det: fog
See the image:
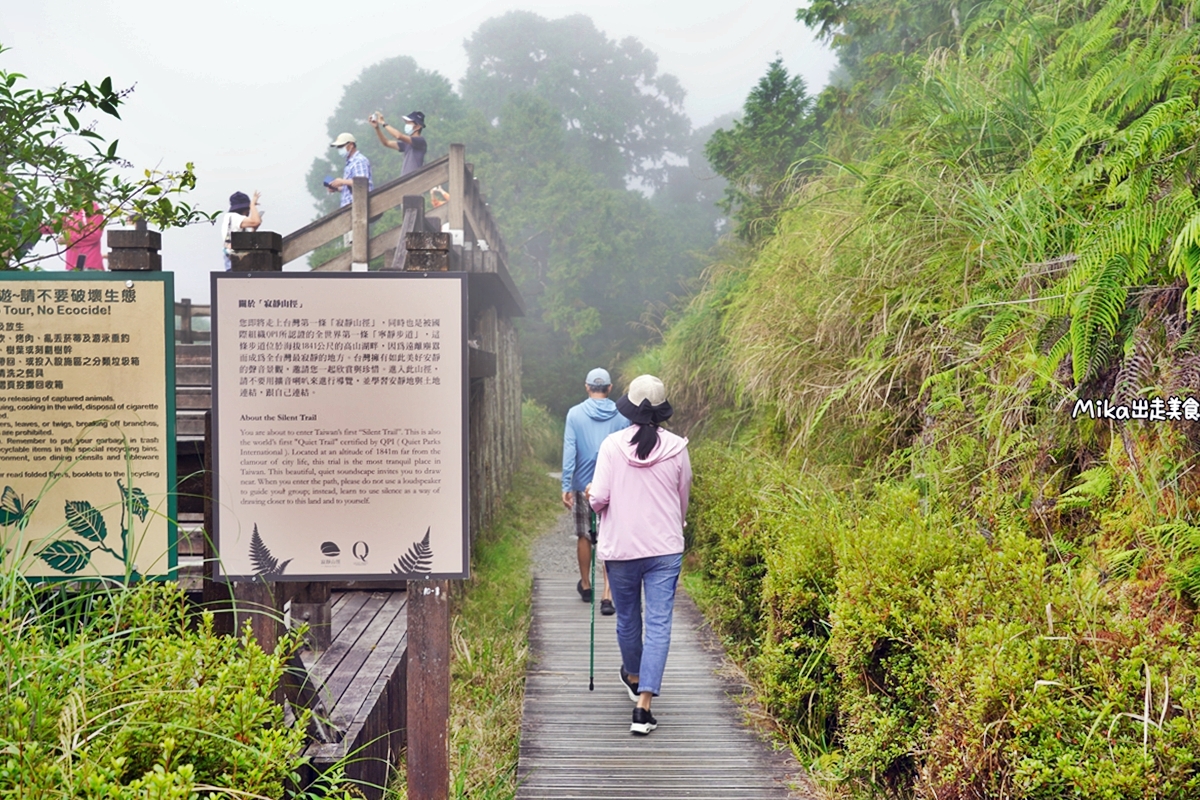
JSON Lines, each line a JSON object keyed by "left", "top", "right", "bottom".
{"left": 1, "top": 1, "right": 834, "bottom": 302}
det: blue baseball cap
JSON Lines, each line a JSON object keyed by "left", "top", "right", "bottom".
{"left": 586, "top": 368, "right": 611, "bottom": 388}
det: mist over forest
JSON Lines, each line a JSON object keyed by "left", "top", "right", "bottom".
{"left": 307, "top": 11, "right": 743, "bottom": 413}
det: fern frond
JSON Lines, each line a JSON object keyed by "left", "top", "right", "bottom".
{"left": 981, "top": 309, "right": 1023, "bottom": 356}
{"left": 1072, "top": 255, "right": 1132, "bottom": 382}
{"left": 249, "top": 524, "right": 292, "bottom": 576}
{"left": 391, "top": 527, "right": 433, "bottom": 575}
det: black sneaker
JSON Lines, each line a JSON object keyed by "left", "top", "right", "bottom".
{"left": 600, "top": 598, "right": 615, "bottom": 616}
{"left": 576, "top": 580, "right": 593, "bottom": 603}
{"left": 630, "top": 706, "right": 657, "bottom": 735}
{"left": 619, "top": 666, "right": 639, "bottom": 703}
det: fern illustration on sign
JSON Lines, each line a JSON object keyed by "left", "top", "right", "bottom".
{"left": 391, "top": 527, "right": 433, "bottom": 575}
{"left": 249, "top": 524, "right": 292, "bottom": 576}
{"left": 33, "top": 479, "right": 149, "bottom": 576}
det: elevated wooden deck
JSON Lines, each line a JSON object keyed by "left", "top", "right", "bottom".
{"left": 517, "top": 576, "right": 806, "bottom": 799}
{"left": 296, "top": 590, "right": 408, "bottom": 799}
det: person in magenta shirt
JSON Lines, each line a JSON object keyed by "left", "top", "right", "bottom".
{"left": 587, "top": 374, "right": 692, "bottom": 736}
{"left": 43, "top": 205, "right": 105, "bottom": 270}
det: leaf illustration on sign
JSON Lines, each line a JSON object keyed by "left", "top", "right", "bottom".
{"left": 119, "top": 480, "right": 150, "bottom": 522}
{"left": 0, "top": 486, "right": 38, "bottom": 529}
{"left": 249, "top": 524, "right": 292, "bottom": 576}
{"left": 32, "top": 480, "right": 153, "bottom": 575}
{"left": 36, "top": 540, "right": 92, "bottom": 574}
{"left": 391, "top": 527, "right": 433, "bottom": 575}
{"left": 65, "top": 501, "right": 108, "bottom": 543}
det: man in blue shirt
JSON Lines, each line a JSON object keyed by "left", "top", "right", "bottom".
{"left": 562, "top": 368, "right": 628, "bottom": 613}
{"left": 327, "top": 133, "right": 373, "bottom": 207}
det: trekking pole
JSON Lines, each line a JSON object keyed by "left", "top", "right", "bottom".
{"left": 589, "top": 508, "right": 598, "bottom": 691}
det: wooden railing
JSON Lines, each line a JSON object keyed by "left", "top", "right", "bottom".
{"left": 175, "top": 299, "right": 211, "bottom": 343}
{"left": 279, "top": 145, "right": 509, "bottom": 272}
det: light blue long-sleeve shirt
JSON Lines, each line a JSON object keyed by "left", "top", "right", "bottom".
{"left": 562, "top": 397, "right": 628, "bottom": 492}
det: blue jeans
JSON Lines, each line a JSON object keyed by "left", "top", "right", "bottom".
{"left": 605, "top": 553, "right": 683, "bottom": 697}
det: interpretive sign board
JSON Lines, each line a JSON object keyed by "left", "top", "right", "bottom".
{"left": 211, "top": 272, "right": 468, "bottom": 581}
{"left": 0, "top": 273, "right": 176, "bottom": 579}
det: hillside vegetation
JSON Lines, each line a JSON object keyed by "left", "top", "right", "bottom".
{"left": 649, "top": 1, "right": 1200, "bottom": 796}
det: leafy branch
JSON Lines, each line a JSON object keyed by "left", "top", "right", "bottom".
{"left": 0, "top": 45, "right": 214, "bottom": 269}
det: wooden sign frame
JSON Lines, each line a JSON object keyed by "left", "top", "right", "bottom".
{"left": 210, "top": 271, "right": 469, "bottom": 582}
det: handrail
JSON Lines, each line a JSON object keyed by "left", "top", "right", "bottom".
{"left": 280, "top": 156, "right": 451, "bottom": 265}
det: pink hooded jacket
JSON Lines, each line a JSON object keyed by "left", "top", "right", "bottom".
{"left": 589, "top": 425, "right": 692, "bottom": 562}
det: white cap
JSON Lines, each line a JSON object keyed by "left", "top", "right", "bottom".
{"left": 330, "top": 132, "right": 357, "bottom": 147}
{"left": 626, "top": 374, "right": 666, "bottom": 407}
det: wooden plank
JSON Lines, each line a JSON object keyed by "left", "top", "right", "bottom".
{"left": 176, "top": 364, "right": 211, "bottom": 386}
{"left": 327, "top": 595, "right": 407, "bottom": 726}
{"left": 176, "top": 413, "right": 206, "bottom": 437}
{"left": 313, "top": 220, "right": 406, "bottom": 272}
{"left": 310, "top": 592, "right": 389, "bottom": 687}
{"left": 280, "top": 205, "right": 352, "bottom": 265}
{"left": 175, "top": 343, "right": 212, "bottom": 365}
{"left": 365, "top": 158, "right": 448, "bottom": 226}
{"left": 176, "top": 387, "right": 211, "bottom": 409}
{"left": 320, "top": 593, "right": 405, "bottom": 715}
{"left": 515, "top": 572, "right": 810, "bottom": 800}
{"left": 301, "top": 591, "right": 408, "bottom": 800}
{"left": 328, "top": 590, "right": 373, "bottom": 641}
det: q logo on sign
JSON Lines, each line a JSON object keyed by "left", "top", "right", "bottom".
{"left": 353, "top": 541, "right": 370, "bottom": 563}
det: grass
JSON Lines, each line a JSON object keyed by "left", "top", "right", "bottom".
{"left": 388, "top": 454, "right": 562, "bottom": 799}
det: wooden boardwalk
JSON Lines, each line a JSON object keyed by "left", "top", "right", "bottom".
{"left": 517, "top": 573, "right": 806, "bottom": 799}
{"left": 296, "top": 591, "right": 408, "bottom": 798}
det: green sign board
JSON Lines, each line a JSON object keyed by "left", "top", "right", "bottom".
{"left": 0, "top": 272, "right": 176, "bottom": 580}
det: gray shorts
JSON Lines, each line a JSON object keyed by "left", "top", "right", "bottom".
{"left": 572, "top": 491, "right": 593, "bottom": 539}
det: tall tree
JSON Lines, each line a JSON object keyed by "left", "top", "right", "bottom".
{"left": 305, "top": 56, "right": 480, "bottom": 215}
{"left": 706, "top": 59, "right": 818, "bottom": 241}
{"left": 460, "top": 11, "right": 690, "bottom": 188}
{"left": 307, "top": 16, "right": 720, "bottom": 412}
{"left": 471, "top": 93, "right": 703, "bottom": 412}
{"left": 798, "top": 0, "right": 968, "bottom": 83}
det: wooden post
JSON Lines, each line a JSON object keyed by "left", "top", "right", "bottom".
{"left": 179, "top": 297, "right": 193, "bottom": 344}
{"left": 351, "top": 176, "right": 370, "bottom": 269}
{"left": 405, "top": 227, "right": 451, "bottom": 272}
{"left": 447, "top": 145, "right": 465, "bottom": 243}
{"left": 407, "top": 579, "right": 450, "bottom": 800}
{"left": 290, "top": 582, "right": 332, "bottom": 651}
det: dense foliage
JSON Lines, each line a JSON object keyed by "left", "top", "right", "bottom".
{"left": 651, "top": 0, "right": 1200, "bottom": 796}
{"left": 0, "top": 581, "right": 319, "bottom": 797}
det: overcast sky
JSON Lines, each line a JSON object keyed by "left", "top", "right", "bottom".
{"left": 2, "top": 1, "right": 835, "bottom": 303}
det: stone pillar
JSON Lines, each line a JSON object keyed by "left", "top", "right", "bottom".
{"left": 229, "top": 231, "right": 283, "bottom": 272}
{"left": 405, "top": 230, "right": 451, "bottom": 271}
{"left": 107, "top": 229, "right": 162, "bottom": 272}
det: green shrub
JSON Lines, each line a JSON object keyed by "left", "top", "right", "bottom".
{"left": 687, "top": 444, "right": 772, "bottom": 650}
{"left": 0, "top": 580, "right": 310, "bottom": 797}
{"left": 828, "top": 485, "right": 979, "bottom": 791}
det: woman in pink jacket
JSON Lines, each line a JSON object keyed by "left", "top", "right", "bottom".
{"left": 587, "top": 374, "right": 692, "bottom": 736}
